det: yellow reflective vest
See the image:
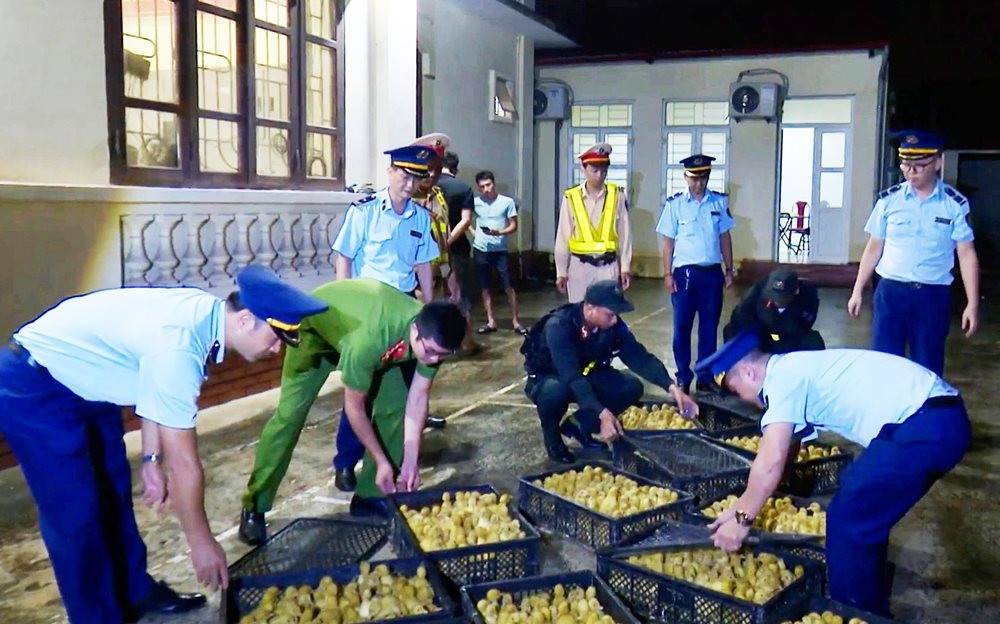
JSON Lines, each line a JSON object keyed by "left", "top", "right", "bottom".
{"left": 565, "top": 183, "right": 619, "bottom": 255}
{"left": 417, "top": 186, "right": 449, "bottom": 266}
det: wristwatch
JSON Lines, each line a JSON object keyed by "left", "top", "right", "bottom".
{"left": 734, "top": 509, "right": 755, "bottom": 527}
{"left": 142, "top": 452, "right": 162, "bottom": 464}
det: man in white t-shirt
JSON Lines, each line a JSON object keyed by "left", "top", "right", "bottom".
{"left": 472, "top": 170, "right": 526, "bottom": 335}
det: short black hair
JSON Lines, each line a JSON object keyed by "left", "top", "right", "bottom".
{"left": 442, "top": 151, "right": 460, "bottom": 171}
{"left": 414, "top": 301, "right": 466, "bottom": 351}
{"left": 226, "top": 290, "right": 248, "bottom": 312}
{"left": 475, "top": 170, "right": 495, "bottom": 184}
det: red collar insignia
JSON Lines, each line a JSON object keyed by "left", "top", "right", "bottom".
{"left": 380, "top": 339, "right": 408, "bottom": 363}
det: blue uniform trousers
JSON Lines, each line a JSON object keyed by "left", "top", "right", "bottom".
{"left": 525, "top": 368, "right": 644, "bottom": 450}
{"left": 826, "top": 396, "right": 970, "bottom": 616}
{"left": 671, "top": 265, "right": 724, "bottom": 387}
{"left": 0, "top": 346, "right": 154, "bottom": 623}
{"left": 872, "top": 278, "right": 951, "bottom": 376}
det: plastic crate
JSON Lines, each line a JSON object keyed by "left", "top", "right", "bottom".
{"left": 684, "top": 487, "right": 826, "bottom": 544}
{"left": 765, "top": 539, "right": 828, "bottom": 595}
{"left": 794, "top": 596, "right": 900, "bottom": 623}
{"left": 597, "top": 542, "right": 822, "bottom": 624}
{"left": 517, "top": 461, "right": 694, "bottom": 549}
{"left": 612, "top": 432, "right": 751, "bottom": 504}
{"left": 461, "top": 571, "right": 642, "bottom": 624}
{"left": 621, "top": 400, "right": 705, "bottom": 435}
{"left": 222, "top": 556, "right": 456, "bottom": 624}
{"left": 389, "top": 484, "right": 541, "bottom": 593}
{"left": 227, "top": 517, "right": 388, "bottom": 580}
{"left": 705, "top": 426, "right": 854, "bottom": 496}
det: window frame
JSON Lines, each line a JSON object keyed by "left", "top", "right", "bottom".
{"left": 104, "top": 0, "right": 345, "bottom": 190}
{"left": 567, "top": 101, "right": 634, "bottom": 195}
{"left": 661, "top": 100, "right": 731, "bottom": 206}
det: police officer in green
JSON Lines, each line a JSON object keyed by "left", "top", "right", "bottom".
{"left": 239, "top": 278, "right": 465, "bottom": 544}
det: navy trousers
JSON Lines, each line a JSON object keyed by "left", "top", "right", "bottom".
{"left": 525, "top": 368, "right": 644, "bottom": 451}
{"left": 872, "top": 278, "right": 951, "bottom": 376}
{"left": 671, "top": 265, "right": 724, "bottom": 387}
{"left": 826, "top": 397, "right": 970, "bottom": 616}
{"left": 0, "top": 346, "right": 154, "bottom": 622}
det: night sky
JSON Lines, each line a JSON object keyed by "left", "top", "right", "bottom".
{"left": 535, "top": 0, "right": 1000, "bottom": 148}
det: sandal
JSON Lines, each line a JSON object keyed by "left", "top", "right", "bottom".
{"left": 476, "top": 324, "right": 498, "bottom": 334}
{"left": 513, "top": 325, "right": 529, "bottom": 337}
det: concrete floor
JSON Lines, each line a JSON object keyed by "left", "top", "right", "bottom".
{"left": 0, "top": 278, "right": 997, "bottom": 623}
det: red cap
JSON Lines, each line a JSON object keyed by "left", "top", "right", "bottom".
{"left": 578, "top": 142, "right": 612, "bottom": 165}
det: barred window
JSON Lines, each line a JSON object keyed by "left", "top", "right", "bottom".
{"left": 106, "top": 0, "right": 344, "bottom": 189}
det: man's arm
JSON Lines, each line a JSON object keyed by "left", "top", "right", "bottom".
{"left": 720, "top": 231, "right": 735, "bottom": 288}
{"left": 710, "top": 422, "right": 794, "bottom": 551}
{"left": 139, "top": 418, "right": 167, "bottom": 510}
{"left": 661, "top": 237, "right": 676, "bottom": 293}
{"left": 956, "top": 240, "right": 980, "bottom": 337}
{"left": 543, "top": 319, "right": 602, "bottom": 415}
{"left": 158, "top": 425, "right": 229, "bottom": 589}
{"left": 415, "top": 262, "right": 434, "bottom": 303}
{"left": 398, "top": 371, "right": 433, "bottom": 491}
{"left": 497, "top": 214, "right": 518, "bottom": 236}
{"left": 335, "top": 253, "right": 353, "bottom": 280}
{"left": 616, "top": 194, "right": 633, "bottom": 286}
{"left": 554, "top": 197, "right": 572, "bottom": 292}
{"left": 616, "top": 327, "right": 698, "bottom": 416}
{"left": 847, "top": 236, "right": 885, "bottom": 318}
{"left": 342, "top": 386, "right": 398, "bottom": 493}
{"left": 447, "top": 208, "right": 473, "bottom": 246}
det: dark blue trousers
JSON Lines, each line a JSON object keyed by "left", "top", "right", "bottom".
{"left": 0, "top": 346, "right": 154, "bottom": 622}
{"left": 826, "top": 397, "right": 970, "bottom": 616}
{"left": 525, "top": 368, "right": 644, "bottom": 450}
{"left": 872, "top": 278, "right": 951, "bottom": 376}
{"left": 671, "top": 265, "right": 724, "bottom": 387}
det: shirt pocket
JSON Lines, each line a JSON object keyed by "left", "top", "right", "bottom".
{"left": 885, "top": 214, "right": 916, "bottom": 238}
{"left": 677, "top": 218, "right": 699, "bottom": 237}
{"left": 925, "top": 214, "right": 954, "bottom": 246}
{"left": 369, "top": 227, "right": 420, "bottom": 264}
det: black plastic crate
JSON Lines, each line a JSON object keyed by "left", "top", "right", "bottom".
{"left": 705, "top": 426, "right": 854, "bottom": 496}
{"left": 795, "top": 596, "right": 899, "bottom": 623}
{"left": 517, "top": 461, "right": 694, "bottom": 549}
{"left": 684, "top": 487, "right": 826, "bottom": 543}
{"left": 621, "top": 400, "right": 704, "bottom": 435}
{"left": 597, "top": 542, "right": 822, "bottom": 624}
{"left": 612, "top": 432, "right": 751, "bottom": 504}
{"left": 222, "top": 556, "right": 456, "bottom": 624}
{"left": 765, "top": 539, "right": 828, "bottom": 595}
{"left": 461, "top": 571, "right": 641, "bottom": 624}
{"left": 389, "top": 484, "right": 541, "bottom": 593}
{"left": 227, "top": 517, "right": 389, "bottom": 580}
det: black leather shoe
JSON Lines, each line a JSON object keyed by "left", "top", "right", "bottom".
{"left": 546, "top": 444, "right": 576, "bottom": 464}
{"left": 425, "top": 415, "right": 447, "bottom": 429}
{"left": 349, "top": 495, "right": 390, "bottom": 519}
{"left": 125, "top": 580, "right": 206, "bottom": 621}
{"left": 238, "top": 508, "right": 267, "bottom": 546}
{"left": 334, "top": 466, "right": 357, "bottom": 492}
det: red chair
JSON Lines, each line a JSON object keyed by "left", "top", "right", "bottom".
{"left": 790, "top": 201, "right": 810, "bottom": 255}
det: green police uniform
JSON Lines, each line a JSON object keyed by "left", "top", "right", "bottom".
{"left": 242, "top": 278, "right": 438, "bottom": 509}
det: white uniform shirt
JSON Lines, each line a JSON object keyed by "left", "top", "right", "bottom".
{"left": 13, "top": 287, "right": 225, "bottom": 429}
{"left": 758, "top": 349, "right": 957, "bottom": 446}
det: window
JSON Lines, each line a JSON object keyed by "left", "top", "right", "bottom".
{"left": 569, "top": 103, "right": 632, "bottom": 192}
{"left": 106, "top": 0, "right": 344, "bottom": 189}
{"left": 489, "top": 70, "right": 516, "bottom": 124}
{"left": 662, "top": 101, "right": 730, "bottom": 202}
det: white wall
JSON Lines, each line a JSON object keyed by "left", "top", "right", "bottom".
{"left": 0, "top": 0, "right": 109, "bottom": 185}
{"left": 418, "top": 0, "right": 534, "bottom": 251}
{"left": 535, "top": 50, "right": 886, "bottom": 272}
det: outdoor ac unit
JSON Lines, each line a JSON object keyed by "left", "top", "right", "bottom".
{"left": 729, "top": 81, "right": 784, "bottom": 122}
{"left": 534, "top": 84, "right": 570, "bottom": 120}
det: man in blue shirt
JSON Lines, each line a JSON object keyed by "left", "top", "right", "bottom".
{"left": 521, "top": 281, "right": 698, "bottom": 463}
{"left": 472, "top": 170, "right": 526, "bottom": 335}
{"left": 697, "top": 331, "right": 971, "bottom": 617}
{"left": 0, "top": 266, "right": 327, "bottom": 623}
{"left": 656, "top": 154, "right": 735, "bottom": 392}
{"left": 847, "top": 130, "right": 980, "bottom": 375}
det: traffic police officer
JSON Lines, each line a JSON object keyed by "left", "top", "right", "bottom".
{"left": 521, "top": 280, "right": 698, "bottom": 463}
{"left": 0, "top": 265, "right": 327, "bottom": 623}
{"left": 410, "top": 132, "right": 454, "bottom": 297}
{"left": 240, "top": 279, "right": 465, "bottom": 544}
{"left": 699, "top": 330, "right": 971, "bottom": 617}
{"left": 330, "top": 143, "right": 445, "bottom": 492}
{"left": 554, "top": 142, "right": 633, "bottom": 302}
{"left": 656, "top": 154, "right": 735, "bottom": 392}
{"left": 848, "top": 130, "right": 980, "bottom": 375}
{"left": 722, "top": 267, "right": 824, "bottom": 352}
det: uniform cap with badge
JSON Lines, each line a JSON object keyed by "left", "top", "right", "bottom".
{"left": 695, "top": 328, "right": 760, "bottom": 388}
{"left": 384, "top": 144, "right": 435, "bottom": 178}
{"left": 584, "top": 279, "right": 634, "bottom": 314}
{"left": 762, "top": 268, "right": 801, "bottom": 306}
{"left": 236, "top": 264, "right": 329, "bottom": 346}
{"left": 680, "top": 154, "right": 716, "bottom": 178}
{"left": 409, "top": 132, "right": 451, "bottom": 157}
{"left": 578, "top": 142, "right": 613, "bottom": 166}
{"left": 894, "top": 129, "right": 944, "bottom": 161}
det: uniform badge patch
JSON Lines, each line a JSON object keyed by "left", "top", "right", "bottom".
{"left": 410, "top": 230, "right": 423, "bottom": 238}
{"left": 380, "top": 339, "right": 408, "bottom": 363}
{"left": 934, "top": 216, "right": 952, "bottom": 225}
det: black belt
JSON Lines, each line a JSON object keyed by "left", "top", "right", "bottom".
{"left": 922, "top": 394, "right": 963, "bottom": 409}
{"left": 678, "top": 264, "right": 721, "bottom": 272}
{"left": 8, "top": 339, "right": 47, "bottom": 373}
{"left": 573, "top": 252, "right": 618, "bottom": 267}
{"left": 883, "top": 278, "right": 947, "bottom": 290}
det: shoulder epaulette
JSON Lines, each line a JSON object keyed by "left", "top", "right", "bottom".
{"left": 943, "top": 184, "right": 969, "bottom": 206}
{"left": 713, "top": 190, "right": 728, "bottom": 197}
{"left": 877, "top": 183, "right": 902, "bottom": 200}
{"left": 349, "top": 193, "right": 377, "bottom": 208}
{"left": 666, "top": 191, "right": 684, "bottom": 201}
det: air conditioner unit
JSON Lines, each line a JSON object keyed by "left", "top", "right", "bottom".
{"left": 534, "top": 84, "right": 570, "bottom": 120}
{"left": 729, "top": 81, "right": 784, "bottom": 122}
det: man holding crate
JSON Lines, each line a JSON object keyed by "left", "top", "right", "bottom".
{"left": 697, "top": 330, "right": 971, "bottom": 617}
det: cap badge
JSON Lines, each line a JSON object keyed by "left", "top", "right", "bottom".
{"left": 772, "top": 280, "right": 784, "bottom": 290}
{"left": 416, "top": 149, "right": 430, "bottom": 159}
{"left": 694, "top": 157, "right": 704, "bottom": 165}
{"left": 380, "top": 339, "right": 408, "bottom": 363}
{"left": 905, "top": 135, "right": 919, "bottom": 144}
{"left": 597, "top": 147, "right": 606, "bottom": 154}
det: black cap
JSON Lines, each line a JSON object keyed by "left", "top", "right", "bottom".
{"left": 584, "top": 280, "right": 634, "bottom": 314}
{"left": 762, "top": 268, "right": 800, "bottom": 305}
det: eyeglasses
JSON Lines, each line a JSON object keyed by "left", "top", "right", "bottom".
{"left": 899, "top": 160, "right": 935, "bottom": 173}
{"left": 418, "top": 336, "right": 455, "bottom": 359}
